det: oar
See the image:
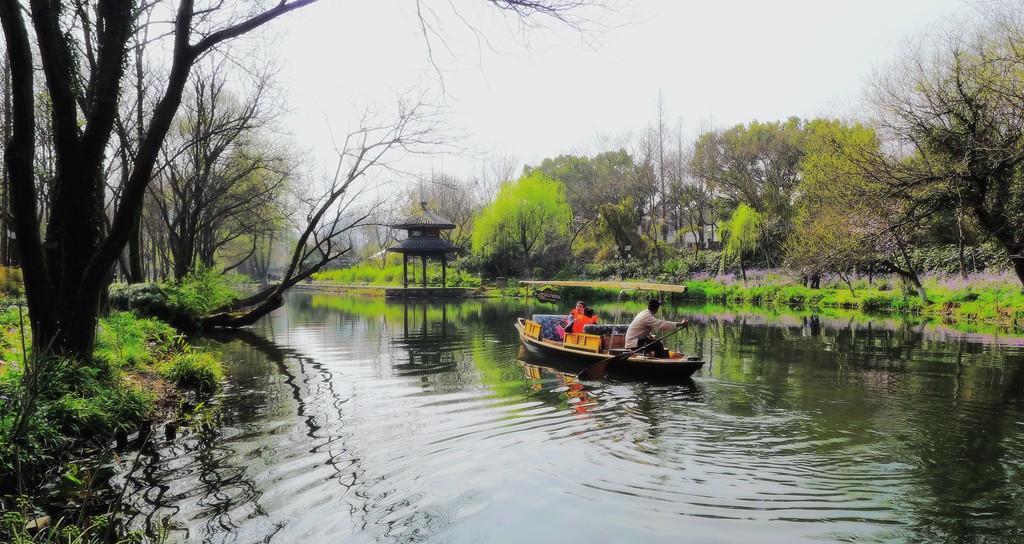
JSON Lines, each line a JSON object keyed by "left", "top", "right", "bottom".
{"left": 577, "top": 324, "right": 687, "bottom": 380}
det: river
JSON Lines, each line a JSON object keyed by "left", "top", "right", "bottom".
{"left": 115, "top": 293, "right": 1024, "bottom": 543}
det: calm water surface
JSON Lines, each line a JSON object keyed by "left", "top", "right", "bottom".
{"left": 118, "top": 293, "right": 1024, "bottom": 543}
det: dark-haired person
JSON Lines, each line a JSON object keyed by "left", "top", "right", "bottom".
{"left": 565, "top": 300, "right": 586, "bottom": 333}
{"left": 624, "top": 299, "right": 687, "bottom": 357}
{"left": 568, "top": 300, "right": 586, "bottom": 322}
{"left": 568, "top": 307, "right": 599, "bottom": 333}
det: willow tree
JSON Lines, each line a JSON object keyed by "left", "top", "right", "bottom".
{"left": 472, "top": 172, "right": 572, "bottom": 278}
{"left": 719, "top": 203, "right": 761, "bottom": 283}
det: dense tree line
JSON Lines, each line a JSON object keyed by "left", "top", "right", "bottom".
{"left": 387, "top": 2, "right": 1024, "bottom": 292}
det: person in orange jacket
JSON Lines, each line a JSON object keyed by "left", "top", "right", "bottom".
{"left": 568, "top": 300, "right": 586, "bottom": 322}
{"left": 569, "top": 307, "right": 599, "bottom": 333}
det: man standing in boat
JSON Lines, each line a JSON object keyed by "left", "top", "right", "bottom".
{"left": 625, "top": 299, "right": 687, "bottom": 357}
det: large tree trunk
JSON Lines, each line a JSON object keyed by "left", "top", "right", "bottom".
{"left": 1, "top": 0, "right": 317, "bottom": 360}
{"left": 128, "top": 220, "right": 145, "bottom": 283}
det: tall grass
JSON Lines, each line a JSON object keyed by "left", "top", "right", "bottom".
{"left": 1, "top": 305, "right": 222, "bottom": 543}
{"left": 0, "top": 267, "right": 23, "bottom": 298}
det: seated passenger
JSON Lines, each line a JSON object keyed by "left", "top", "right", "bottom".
{"left": 568, "top": 300, "right": 586, "bottom": 323}
{"left": 569, "top": 307, "right": 598, "bottom": 333}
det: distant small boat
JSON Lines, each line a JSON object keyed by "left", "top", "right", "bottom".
{"left": 514, "top": 315, "right": 704, "bottom": 380}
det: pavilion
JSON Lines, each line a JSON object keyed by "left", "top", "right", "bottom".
{"left": 386, "top": 202, "right": 460, "bottom": 288}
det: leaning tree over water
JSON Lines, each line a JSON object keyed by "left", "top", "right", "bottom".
{"left": 0, "top": 0, "right": 602, "bottom": 360}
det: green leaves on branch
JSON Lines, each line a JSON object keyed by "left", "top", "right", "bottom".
{"left": 719, "top": 203, "right": 762, "bottom": 280}
{"left": 471, "top": 172, "right": 572, "bottom": 278}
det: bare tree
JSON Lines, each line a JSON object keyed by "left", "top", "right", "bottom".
{"left": 0, "top": 0, "right": 602, "bottom": 358}
{"left": 867, "top": 2, "right": 1024, "bottom": 286}
{"left": 203, "top": 93, "right": 450, "bottom": 327}
{"left": 149, "top": 59, "right": 289, "bottom": 279}
{"left": 418, "top": 172, "right": 487, "bottom": 250}
{"left": 0, "top": 0, "right": 318, "bottom": 358}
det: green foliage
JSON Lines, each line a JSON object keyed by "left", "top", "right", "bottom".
{"left": 0, "top": 306, "right": 30, "bottom": 363}
{"left": 108, "top": 283, "right": 171, "bottom": 319}
{"left": 788, "top": 119, "right": 881, "bottom": 275}
{"left": 678, "top": 271, "right": 1024, "bottom": 328}
{"left": 909, "top": 244, "right": 1008, "bottom": 275}
{"left": 314, "top": 262, "right": 403, "bottom": 285}
{"left": 163, "top": 266, "right": 238, "bottom": 318}
{"left": 0, "top": 368, "right": 65, "bottom": 477}
{"left": 49, "top": 383, "right": 155, "bottom": 437}
{"left": 0, "top": 498, "right": 153, "bottom": 543}
{"left": 693, "top": 118, "right": 804, "bottom": 261}
{"left": 158, "top": 348, "right": 223, "bottom": 393}
{"left": 596, "top": 197, "right": 643, "bottom": 256}
{"left": 872, "top": 7, "right": 1024, "bottom": 285}
{"left": 472, "top": 172, "right": 573, "bottom": 277}
{"left": 719, "top": 203, "right": 762, "bottom": 276}
{"left": 0, "top": 267, "right": 23, "bottom": 298}
{"left": 94, "top": 312, "right": 177, "bottom": 370}
{"left": 314, "top": 259, "right": 483, "bottom": 287}
{"left": 525, "top": 150, "right": 636, "bottom": 256}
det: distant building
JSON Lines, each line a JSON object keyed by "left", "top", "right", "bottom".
{"left": 670, "top": 224, "right": 720, "bottom": 250}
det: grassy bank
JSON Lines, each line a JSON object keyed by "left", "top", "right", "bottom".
{"left": 676, "top": 270, "right": 1024, "bottom": 329}
{"left": 313, "top": 264, "right": 1024, "bottom": 331}
{"left": 313, "top": 260, "right": 481, "bottom": 287}
{"left": 0, "top": 298, "right": 225, "bottom": 542}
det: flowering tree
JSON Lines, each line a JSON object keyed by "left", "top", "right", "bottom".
{"left": 789, "top": 119, "right": 929, "bottom": 300}
{"left": 869, "top": 1, "right": 1024, "bottom": 287}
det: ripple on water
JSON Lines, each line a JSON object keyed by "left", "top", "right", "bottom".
{"left": 116, "top": 298, "right": 1024, "bottom": 543}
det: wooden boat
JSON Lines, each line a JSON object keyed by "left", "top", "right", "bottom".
{"left": 515, "top": 315, "right": 704, "bottom": 380}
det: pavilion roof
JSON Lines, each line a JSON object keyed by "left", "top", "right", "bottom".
{"left": 386, "top": 237, "right": 460, "bottom": 254}
{"left": 391, "top": 201, "right": 456, "bottom": 230}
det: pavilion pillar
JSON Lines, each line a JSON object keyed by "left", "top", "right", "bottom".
{"left": 403, "top": 254, "right": 408, "bottom": 288}
{"left": 421, "top": 255, "right": 427, "bottom": 287}
{"left": 441, "top": 254, "right": 447, "bottom": 288}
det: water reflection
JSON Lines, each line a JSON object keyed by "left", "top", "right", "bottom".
{"left": 518, "top": 360, "right": 599, "bottom": 414}
{"left": 112, "top": 294, "right": 1024, "bottom": 543}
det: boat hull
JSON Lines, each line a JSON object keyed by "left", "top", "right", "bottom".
{"left": 515, "top": 319, "right": 704, "bottom": 380}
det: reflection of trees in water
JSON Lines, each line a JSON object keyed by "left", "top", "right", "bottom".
{"left": 118, "top": 330, "right": 286, "bottom": 541}
{"left": 116, "top": 296, "right": 1024, "bottom": 541}
{"left": 688, "top": 309, "right": 1024, "bottom": 538}
{"left": 113, "top": 327, "right": 370, "bottom": 541}
{"left": 118, "top": 301, "right": 528, "bottom": 542}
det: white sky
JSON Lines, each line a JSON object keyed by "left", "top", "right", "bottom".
{"left": 269, "top": 0, "right": 969, "bottom": 180}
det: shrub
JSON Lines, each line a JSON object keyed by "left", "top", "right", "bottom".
{"left": 159, "top": 348, "right": 223, "bottom": 393}
{"left": 775, "top": 286, "right": 808, "bottom": 305}
{"left": 163, "top": 267, "right": 238, "bottom": 318}
{"left": 0, "top": 367, "right": 67, "bottom": 477}
{"left": 859, "top": 292, "right": 896, "bottom": 311}
{"left": 94, "top": 312, "right": 177, "bottom": 370}
{"left": 108, "top": 282, "right": 171, "bottom": 318}
{"left": 0, "top": 267, "right": 23, "bottom": 297}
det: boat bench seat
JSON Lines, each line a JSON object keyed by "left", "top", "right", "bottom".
{"left": 531, "top": 314, "right": 568, "bottom": 341}
{"left": 581, "top": 324, "right": 630, "bottom": 336}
